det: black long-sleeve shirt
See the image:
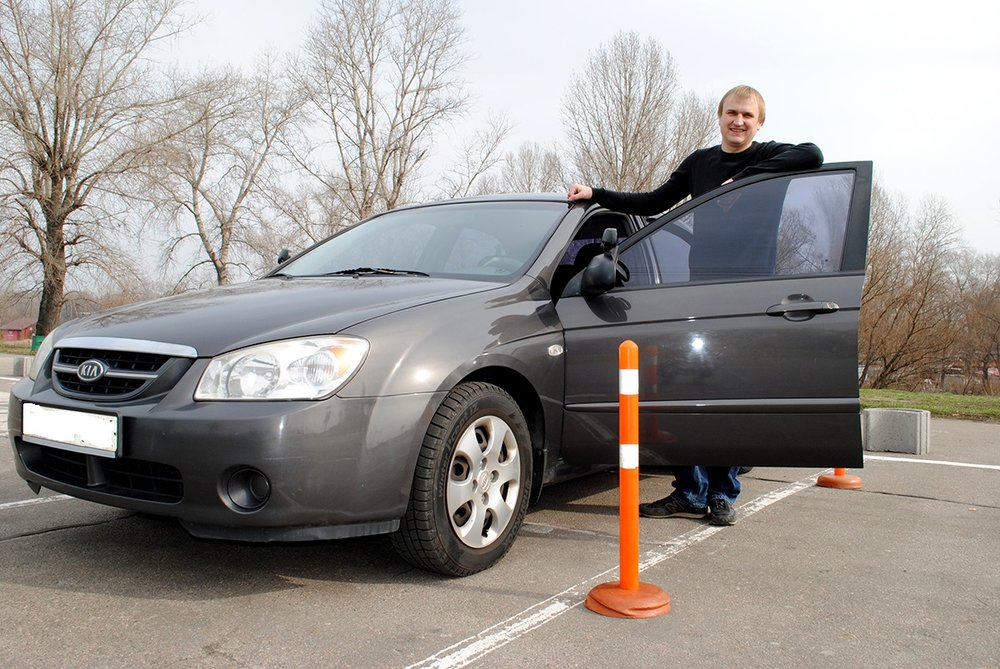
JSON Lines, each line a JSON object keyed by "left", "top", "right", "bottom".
{"left": 591, "top": 141, "right": 823, "bottom": 216}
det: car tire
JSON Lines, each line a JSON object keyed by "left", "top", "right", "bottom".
{"left": 737, "top": 466, "right": 754, "bottom": 475}
{"left": 391, "top": 381, "right": 532, "bottom": 577}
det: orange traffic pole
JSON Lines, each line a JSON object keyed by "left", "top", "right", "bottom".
{"left": 816, "top": 467, "right": 863, "bottom": 489}
{"left": 585, "top": 340, "right": 671, "bottom": 619}
{"left": 619, "top": 340, "right": 640, "bottom": 591}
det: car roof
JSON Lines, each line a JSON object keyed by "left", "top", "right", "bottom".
{"left": 379, "top": 193, "right": 570, "bottom": 216}
{"left": 431, "top": 193, "right": 568, "bottom": 204}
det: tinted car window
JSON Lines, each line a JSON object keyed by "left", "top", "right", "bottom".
{"left": 621, "top": 172, "right": 855, "bottom": 286}
{"left": 281, "top": 201, "right": 566, "bottom": 279}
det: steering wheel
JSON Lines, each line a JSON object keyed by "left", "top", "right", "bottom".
{"left": 477, "top": 256, "right": 521, "bottom": 272}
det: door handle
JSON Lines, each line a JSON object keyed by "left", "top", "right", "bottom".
{"left": 766, "top": 295, "right": 840, "bottom": 321}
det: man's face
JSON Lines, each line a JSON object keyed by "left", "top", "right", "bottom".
{"left": 718, "top": 94, "right": 763, "bottom": 153}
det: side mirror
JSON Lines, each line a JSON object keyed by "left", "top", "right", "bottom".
{"left": 581, "top": 227, "right": 621, "bottom": 296}
{"left": 580, "top": 254, "right": 616, "bottom": 296}
{"left": 277, "top": 249, "right": 291, "bottom": 266}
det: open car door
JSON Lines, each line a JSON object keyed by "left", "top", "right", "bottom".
{"left": 556, "top": 162, "right": 872, "bottom": 467}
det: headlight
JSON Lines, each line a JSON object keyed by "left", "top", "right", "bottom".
{"left": 28, "top": 333, "right": 56, "bottom": 380}
{"left": 194, "top": 336, "right": 369, "bottom": 400}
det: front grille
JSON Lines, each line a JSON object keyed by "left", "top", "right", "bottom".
{"left": 52, "top": 348, "right": 173, "bottom": 400}
{"left": 37, "top": 446, "right": 183, "bottom": 503}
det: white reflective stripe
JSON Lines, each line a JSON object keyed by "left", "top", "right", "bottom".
{"left": 620, "top": 443, "right": 639, "bottom": 469}
{"left": 619, "top": 369, "right": 639, "bottom": 396}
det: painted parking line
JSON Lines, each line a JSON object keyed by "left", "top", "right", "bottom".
{"left": 410, "top": 455, "right": 997, "bottom": 668}
{"left": 865, "top": 454, "right": 1000, "bottom": 472}
{"left": 406, "top": 471, "right": 822, "bottom": 669}
{"left": 0, "top": 495, "right": 73, "bottom": 512}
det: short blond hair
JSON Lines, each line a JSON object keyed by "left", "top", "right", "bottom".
{"left": 717, "top": 85, "right": 766, "bottom": 124}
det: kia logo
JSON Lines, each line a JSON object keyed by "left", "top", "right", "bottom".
{"left": 76, "top": 359, "right": 109, "bottom": 383}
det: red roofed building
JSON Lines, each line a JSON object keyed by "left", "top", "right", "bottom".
{"left": 1, "top": 317, "right": 35, "bottom": 341}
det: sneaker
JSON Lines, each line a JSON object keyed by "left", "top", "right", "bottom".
{"left": 639, "top": 495, "right": 708, "bottom": 519}
{"left": 708, "top": 498, "right": 736, "bottom": 526}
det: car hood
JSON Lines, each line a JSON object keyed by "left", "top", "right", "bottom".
{"left": 53, "top": 276, "right": 498, "bottom": 357}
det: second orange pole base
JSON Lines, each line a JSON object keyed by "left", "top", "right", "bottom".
{"left": 585, "top": 581, "right": 671, "bottom": 619}
{"left": 816, "top": 468, "right": 863, "bottom": 489}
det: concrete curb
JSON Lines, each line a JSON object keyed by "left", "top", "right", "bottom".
{"left": 0, "top": 353, "right": 32, "bottom": 378}
{"left": 862, "top": 407, "right": 931, "bottom": 454}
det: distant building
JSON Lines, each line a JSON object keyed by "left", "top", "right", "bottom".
{"left": 1, "top": 317, "right": 35, "bottom": 341}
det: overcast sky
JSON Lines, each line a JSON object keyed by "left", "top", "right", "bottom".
{"left": 175, "top": 0, "right": 999, "bottom": 253}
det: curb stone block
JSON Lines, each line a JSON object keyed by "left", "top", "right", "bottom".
{"left": 862, "top": 408, "right": 930, "bottom": 454}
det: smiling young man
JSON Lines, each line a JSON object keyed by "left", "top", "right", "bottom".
{"left": 567, "top": 85, "right": 823, "bottom": 526}
{"left": 568, "top": 85, "right": 822, "bottom": 217}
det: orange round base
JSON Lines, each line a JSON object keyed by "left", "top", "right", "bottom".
{"left": 585, "top": 581, "right": 671, "bottom": 619}
{"left": 816, "top": 473, "right": 863, "bottom": 489}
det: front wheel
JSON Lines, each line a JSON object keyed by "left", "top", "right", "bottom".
{"left": 391, "top": 382, "right": 532, "bottom": 576}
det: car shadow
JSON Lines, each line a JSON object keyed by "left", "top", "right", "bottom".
{"left": 0, "top": 471, "right": 677, "bottom": 600}
{"left": 0, "top": 510, "right": 448, "bottom": 600}
{"left": 527, "top": 467, "right": 675, "bottom": 516}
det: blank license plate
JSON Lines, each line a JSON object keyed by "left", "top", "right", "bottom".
{"left": 22, "top": 403, "right": 120, "bottom": 457}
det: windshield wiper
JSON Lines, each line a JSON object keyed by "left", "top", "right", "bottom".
{"left": 325, "top": 267, "right": 430, "bottom": 277}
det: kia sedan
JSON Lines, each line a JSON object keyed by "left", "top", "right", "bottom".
{"left": 8, "top": 161, "right": 872, "bottom": 576}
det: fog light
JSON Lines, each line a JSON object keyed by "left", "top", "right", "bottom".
{"left": 226, "top": 468, "right": 271, "bottom": 511}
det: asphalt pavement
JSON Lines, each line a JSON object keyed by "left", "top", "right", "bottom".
{"left": 1, "top": 356, "right": 998, "bottom": 668}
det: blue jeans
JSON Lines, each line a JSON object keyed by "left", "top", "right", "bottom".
{"left": 671, "top": 466, "right": 741, "bottom": 507}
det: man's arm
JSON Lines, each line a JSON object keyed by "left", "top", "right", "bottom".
{"left": 734, "top": 141, "right": 823, "bottom": 180}
{"left": 567, "top": 153, "right": 697, "bottom": 216}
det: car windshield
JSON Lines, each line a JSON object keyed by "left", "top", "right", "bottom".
{"left": 277, "top": 201, "right": 567, "bottom": 280}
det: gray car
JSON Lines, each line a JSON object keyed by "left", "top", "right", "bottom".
{"left": 8, "top": 161, "right": 872, "bottom": 576}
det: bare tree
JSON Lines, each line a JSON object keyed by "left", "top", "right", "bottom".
{"left": 264, "top": 181, "right": 353, "bottom": 248}
{"left": 474, "top": 141, "right": 566, "bottom": 195}
{"left": 149, "top": 63, "right": 304, "bottom": 287}
{"left": 948, "top": 249, "right": 1000, "bottom": 394}
{"left": 858, "top": 184, "right": 906, "bottom": 386}
{"left": 859, "top": 192, "right": 960, "bottom": 388}
{"left": 294, "top": 0, "right": 469, "bottom": 225}
{"left": 438, "top": 113, "right": 511, "bottom": 198}
{"left": 562, "top": 31, "right": 715, "bottom": 192}
{"left": 0, "top": 0, "right": 191, "bottom": 336}
{"left": 666, "top": 90, "right": 719, "bottom": 170}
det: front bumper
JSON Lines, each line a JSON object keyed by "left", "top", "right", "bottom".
{"left": 8, "top": 376, "right": 444, "bottom": 541}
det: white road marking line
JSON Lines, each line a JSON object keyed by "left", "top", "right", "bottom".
{"left": 0, "top": 495, "right": 73, "bottom": 511}
{"left": 406, "top": 471, "right": 822, "bottom": 669}
{"left": 409, "top": 453, "right": 999, "bottom": 668}
{"left": 865, "top": 454, "right": 1000, "bottom": 471}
